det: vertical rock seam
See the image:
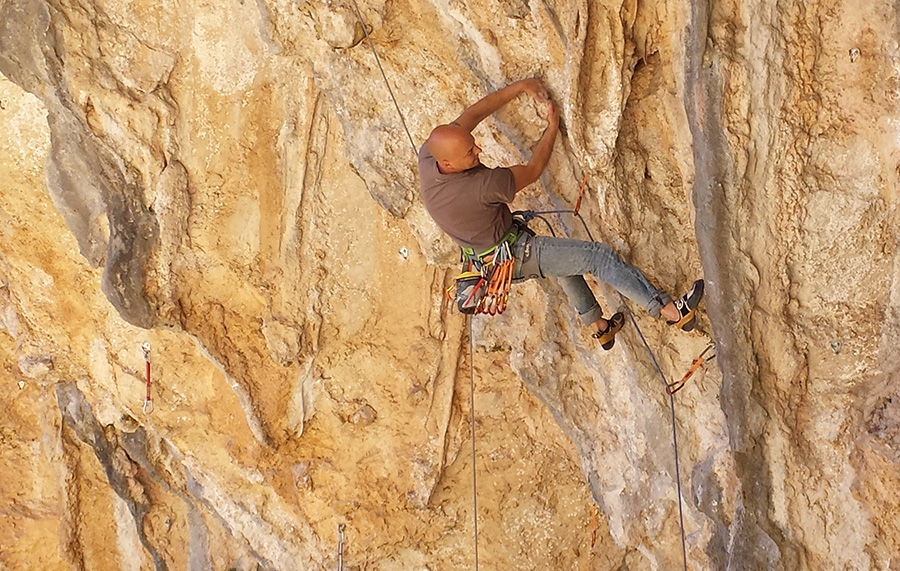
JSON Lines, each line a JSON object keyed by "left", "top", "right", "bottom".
{"left": 684, "top": 0, "right": 798, "bottom": 568}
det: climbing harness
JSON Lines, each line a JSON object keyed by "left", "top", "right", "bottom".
{"left": 448, "top": 241, "right": 514, "bottom": 315}
{"left": 668, "top": 342, "right": 716, "bottom": 395}
{"left": 337, "top": 524, "right": 346, "bottom": 571}
{"left": 141, "top": 342, "right": 153, "bottom": 414}
{"left": 447, "top": 221, "right": 529, "bottom": 316}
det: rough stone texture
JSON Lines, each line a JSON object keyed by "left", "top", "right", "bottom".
{"left": 1, "top": 0, "right": 899, "bottom": 569}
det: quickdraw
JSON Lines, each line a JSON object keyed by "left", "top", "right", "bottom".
{"left": 478, "top": 241, "right": 514, "bottom": 315}
{"left": 573, "top": 173, "right": 588, "bottom": 216}
{"left": 141, "top": 342, "right": 154, "bottom": 414}
{"left": 447, "top": 234, "right": 518, "bottom": 316}
{"left": 337, "top": 523, "right": 346, "bottom": 571}
{"left": 667, "top": 342, "right": 716, "bottom": 395}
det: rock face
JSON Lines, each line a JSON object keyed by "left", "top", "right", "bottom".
{"left": 0, "top": 0, "right": 898, "bottom": 569}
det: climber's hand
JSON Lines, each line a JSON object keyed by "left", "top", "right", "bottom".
{"left": 518, "top": 78, "right": 549, "bottom": 103}
{"left": 546, "top": 99, "right": 560, "bottom": 131}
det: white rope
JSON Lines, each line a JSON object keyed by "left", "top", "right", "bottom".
{"left": 467, "top": 315, "right": 480, "bottom": 569}
{"left": 347, "top": 0, "right": 418, "bottom": 155}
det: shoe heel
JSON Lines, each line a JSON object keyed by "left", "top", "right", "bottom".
{"left": 593, "top": 312, "right": 625, "bottom": 351}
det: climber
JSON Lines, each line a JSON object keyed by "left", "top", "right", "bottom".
{"left": 418, "top": 78, "right": 704, "bottom": 349}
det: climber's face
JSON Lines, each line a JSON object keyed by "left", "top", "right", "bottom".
{"left": 428, "top": 124, "right": 482, "bottom": 173}
{"left": 451, "top": 133, "right": 482, "bottom": 171}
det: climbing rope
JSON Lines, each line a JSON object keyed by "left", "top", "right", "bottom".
{"left": 467, "top": 315, "right": 481, "bottom": 570}
{"left": 620, "top": 297, "right": 689, "bottom": 571}
{"left": 347, "top": 0, "right": 418, "bottom": 155}
{"left": 346, "top": 5, "right": 481, "bottom": 565}
{"left": 520, "top": 200, "right": 690, "bottom": 571}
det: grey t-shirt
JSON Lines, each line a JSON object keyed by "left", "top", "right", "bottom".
{"left": 418, "top": 143, "right": 516, "bottom": 251}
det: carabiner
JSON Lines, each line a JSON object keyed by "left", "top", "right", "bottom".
{"left": 667, "top": 342, "right": 716, "bottom": 395}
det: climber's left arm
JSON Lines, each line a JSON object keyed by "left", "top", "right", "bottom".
{"left": 452, "top": 79, "right": 549, "bottom": 133}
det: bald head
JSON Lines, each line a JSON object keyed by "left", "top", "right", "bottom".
{"left": 427, "top": 124, "right": 482, "bottom": 173}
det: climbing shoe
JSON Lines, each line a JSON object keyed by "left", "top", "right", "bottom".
{"left": 592, "top": 312, "right": 625, "bottom": 350}
{"left": 668, "top": 279, "right": 705, "bottom": 331}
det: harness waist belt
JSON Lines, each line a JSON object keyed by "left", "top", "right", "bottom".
{"left": 461, "top": 219, "right": 530, "bottom": 262}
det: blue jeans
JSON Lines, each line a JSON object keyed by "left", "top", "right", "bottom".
{"left": 513, "top": 235, "right": 670, "bottom": 325}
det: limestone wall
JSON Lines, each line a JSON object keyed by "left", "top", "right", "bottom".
{"left": 0, "top": 0, "right": 898, "bottom": 569}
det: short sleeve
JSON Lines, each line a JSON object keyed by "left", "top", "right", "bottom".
{"left": 480, "top": 167, "right": 516, "bottom": 204}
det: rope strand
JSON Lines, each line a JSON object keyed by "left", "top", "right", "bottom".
{"left": 347, "top": 3, "right": 478, "bottom": 564}
{"left": 348, "top": 0, "right": 418, "bottom": 155}
{"left": 621, "top": 299, "right": 689, "bottom": 571}
{"left": 525, "top": 208, "right": 690, "bottom": 570}
{"left": 576, "top": 211, "right": 689, "bottom": 571}
{"left": 468, "top": 315, "right": 480, "bottom": 570}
